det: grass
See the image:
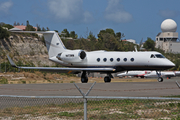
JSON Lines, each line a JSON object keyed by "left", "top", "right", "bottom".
{"left": 0, "top": 77, "right": 8, "bottom": 84}
{"left": 0, "top": 99, "right": 180, "bottom": 119}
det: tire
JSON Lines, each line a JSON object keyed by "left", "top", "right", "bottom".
{"left": 104, "top": 76, "right": 111, "bottom": 83}
{"left": 81, "top": 76, "right": 88, "bottom": 83}
{"left": 158, "top": 77, "right": 163, "bottom": 82}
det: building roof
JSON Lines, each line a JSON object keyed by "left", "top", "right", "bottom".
{"left": 14, "top": 25, "right": 37, "bottom": 31}
{"left": 9, "top": 27, "right": 22, "bottom": 31}
{"left": 14, "top": 25, "right": 26, "bottom": 30}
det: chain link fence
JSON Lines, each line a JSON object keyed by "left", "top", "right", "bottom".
{"left": 1, "top": 95, "right": 180, "bottom": 120}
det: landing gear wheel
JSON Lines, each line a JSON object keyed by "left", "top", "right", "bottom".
{"left": 81, "top": 71, "right": 88, "bottom": 83}
{"left": 104, "top": 76, "right": 111, "bottom": 83}
{"left": 158, "top": 77, "right": 163, "bottom": 82}
{"left": 81, "top": 76, "right": 88, "bottom": 83}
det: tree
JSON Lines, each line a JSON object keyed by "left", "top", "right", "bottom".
{"left": 0, "top": 22, "right": 5, "bottom": 27}
{"left": 36, "top": 24, "right": 41, "bottom": 31}
{"left": 97, "top": 30, "right": 106, "bottom": 41}
{"left": 97, "top": 28, "right": 124, "bottom": 41}
{"left": 0, "top": 26, "right": 10, "bottom": 39}
{"left": 70, "top": 31, "right": 78, "bottom": 39}
{"left": 3, "top": 24, "right": 14, "bottom": 30}
{"left": 115, "top": 32, "right": 125, "bottom": 40}
{"left": 62, "top": 29, "right": 70, "bottom": 37}
{"left": 17, "top": 22, "right": 20, "bottom": 26}
{"left": 25, "top": 21, "right": 35, "bottom": 31}
{"left": 46, "top": 27, "right": 50, "bottom": 31}
{"left": 143, "top": 37, "right": 155, "bottom": 51}
{"left": 88, "top": 31, "right": 96, "bottom": 41}
{"left": 13, "top": 21, "right": 17, "bottom": 26}
{"left": 98, "top": 28, "right": 115, "bottom": 41}
{"left": 26, "top": 20, "right": 29, "bottom": 26}
{"left": 42, "top": 27, "right": 46, "bottom": 31}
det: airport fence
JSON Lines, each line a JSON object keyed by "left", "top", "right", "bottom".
{"left": 1, "top": 95, "right": 180, "bottom": 120}
{"left": 1, "top": 83, "right": 180, "bottom": 120}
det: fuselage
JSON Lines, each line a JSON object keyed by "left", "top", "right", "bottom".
{"left": 50, "top": 51, "right": 175, "bottom": 72}
{"left": 144, "top": 71, "right": 175, "bottom": 78}
{"left": 117, "top": 71, "right": 151, "bottom": 77}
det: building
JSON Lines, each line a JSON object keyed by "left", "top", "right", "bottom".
{"left": 13, "top": 25, "right": 37, "bottom": 31}
{"left": 155, "top": 19, "right": 179, "bottom": 53}
{"left": 9, "top": 25, "right": 43, "bottom": 38}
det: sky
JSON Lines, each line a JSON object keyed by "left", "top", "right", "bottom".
{"left": 0, "top": 0, "right": 180, "bottom": 44}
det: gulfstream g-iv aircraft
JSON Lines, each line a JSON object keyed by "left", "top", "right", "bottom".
{"left": 7, "top": 31, "right": 175, "bottom": 83}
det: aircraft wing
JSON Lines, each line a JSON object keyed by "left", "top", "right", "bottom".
{"left": 7, "top": 55, "right": 115, "bottom": 73}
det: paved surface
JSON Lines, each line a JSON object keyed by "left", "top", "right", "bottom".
{"left": 1, "top": 78, "right": 180, "bottom": 97}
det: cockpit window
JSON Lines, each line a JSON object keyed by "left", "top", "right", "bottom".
{"left": 150, "top": 54, "right": 155, "bottom": 58}
{"left": 155, "top": 54, "right": 165, "bottom": 58}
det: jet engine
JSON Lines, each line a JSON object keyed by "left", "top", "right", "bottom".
{"left": 56, "top": 50, "right": 86, "bottom": 63}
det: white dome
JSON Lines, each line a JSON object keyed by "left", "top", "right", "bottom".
{"left": 161, "top": 19, "right": 177, "bottom": 32}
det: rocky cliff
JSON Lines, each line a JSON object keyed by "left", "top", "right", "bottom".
{"left": 0, "top": 33, "right": 56, "bottom": 67}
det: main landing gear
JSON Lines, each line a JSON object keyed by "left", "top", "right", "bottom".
{"left": 156, "top": 71, "right": 163, "bottom": 82}
{"left": 81, "top": 71, "right": 113, "bottom": 83}
{"left": 104, "top": 73, "right": 113, "bottom": 83}
{"left": 81, "top": 71, "right": 88, "bottom": 83}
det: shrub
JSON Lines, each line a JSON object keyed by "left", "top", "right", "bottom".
{"left": 0, "top": 26, "right": 10, "bottom": 39}
{"left": 0, "top": 77, "right": 8, "bottom": 84}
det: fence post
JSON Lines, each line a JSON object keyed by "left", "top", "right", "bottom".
{"left": 74, "top": 82, "right": 96, "bottom": 120}
{"left": 84, "top": 98, "right": 87, "bottom": 119}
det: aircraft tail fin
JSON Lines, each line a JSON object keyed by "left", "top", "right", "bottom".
{"left": 9, "top": 31, "right": 68, "bottom": 58}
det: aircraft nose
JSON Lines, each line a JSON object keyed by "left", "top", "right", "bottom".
{"left": 169, "top": 61, "right": 175, "bottom": 68}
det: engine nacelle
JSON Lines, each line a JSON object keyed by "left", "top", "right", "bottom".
{"left": 56, "top": 50, "right": 86, "bottom": 63}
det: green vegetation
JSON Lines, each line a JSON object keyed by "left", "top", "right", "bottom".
{"left": 0, "top": 77, "right": 8, "bottom": 84}
{"left": 0, "top": 22, "right": 14, "bottom": 30}
{"left": 0, "top": 26, "right": 10, "bottom": 39}
{"left": 60, "top": 28, "right": 78, "bottom": 39}
{"left": 143, "top": 37, "right": 155, "bottom": 51}
{"left": 0, "top": 99, "right": 180, "bottom": 119}
{"left": 62, "top": 28, "right": 135, "bottom": 51}
{"left": 21, "top": 80, "right": 26, "bottom": 84}
{"left": 25, "top": 21, "right": 36, "bottom": 31}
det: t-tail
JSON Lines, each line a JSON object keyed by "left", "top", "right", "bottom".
{"left": 9, "top": 31, "right": 69, "bottom": 59}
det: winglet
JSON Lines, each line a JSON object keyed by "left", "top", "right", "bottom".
{"left": 7, "top": 55, "right": 18, "bottom": 68}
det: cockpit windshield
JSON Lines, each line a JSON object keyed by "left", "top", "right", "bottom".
{"left": 155, "top": 54, "right": 165, "bottom": 58}
{"left": 150, "top": 54, "right": 165, "bottom": 58}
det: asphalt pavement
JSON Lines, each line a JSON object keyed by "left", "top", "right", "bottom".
{"left": 0, "top": 78, "right": 180, "bottom": 97}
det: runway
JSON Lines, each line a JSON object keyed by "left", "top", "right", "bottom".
{"left": 1, "top": 78, "right": 180, "bottom": 97}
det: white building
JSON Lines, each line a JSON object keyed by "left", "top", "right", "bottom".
{"left": 155, "top": 19, "right": 179, "bottom": 53}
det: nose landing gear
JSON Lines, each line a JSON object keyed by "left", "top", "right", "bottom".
{"left": 156, "top": 71, "right": 163, "bottom": 82}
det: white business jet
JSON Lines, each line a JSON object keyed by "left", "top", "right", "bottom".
{"left": 117, "top": 71, "right": 151, "bottom": 78}
{"left": 144, "top": 71, "right": 176, "bottom": 79}
{"left": 118, "top": 70, "right": 176, "bottom": 79}
{"left": 7, "top": 31, "right": 175, "bottom": 83}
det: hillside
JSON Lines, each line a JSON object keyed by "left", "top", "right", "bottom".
{"left": 0, "top": 32, "right": 55, "bottom": 67}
